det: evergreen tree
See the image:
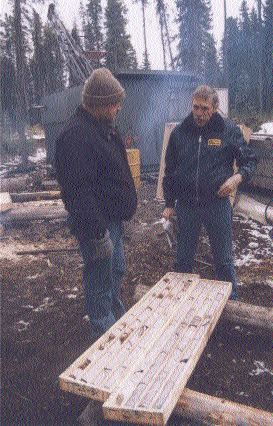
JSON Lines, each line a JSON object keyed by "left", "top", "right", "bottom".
{"left": 13, "top": 0, "right": 30, "bottom": 165}
{"left": 222, "top": 17, "right": 241, "bottom": 115}
{"left": 262, "top": 0, "right": 273, "bottom": 113}
{"left": 176, "top": 0, "right": 212, "bottom": 75}
{"left": 30, "top": 10, "right": 45, "bottom": 103}
{"left": 203, "top": 33, "right": 221, "bottom": 86}
{"left": 234, "top": 1, "right": 259, "bottom": 117}
{"left": 105, "top": 0, "right": 137, "bottom": 71}
{"left": 1, "top": 0, "right": 45, "bottom": 165}
{"left": 239, "top": 0, "right": 251, "bottom": 32}
{"left": 43, "top": 26, "right": 65, "bottom": 95}
{"left": 69, "top": 23, "right": 84, "bottom": 86}
{"left": 248, "top": 8, "right": 261, "bottom": 112}
{"left": 79, "top": 0, "right": 87, "bottom": 44}
{"left": 71, "top": 22, "right": 83, "bottom": 49}
{"left": 154, "top": 0, "right": 174, "bottom": 70}
{"left": 0, "top": 14, "right": 17, "bottom": 124}
{"left": 155, "top": 0, "right": 167, "bottom": 69}
{"left": 134, "top": 0, "right": 151, "bottom": 69}
{"left": 84, "top": 0, "right": 104, "bottom": 60}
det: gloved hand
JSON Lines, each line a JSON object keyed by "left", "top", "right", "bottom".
{"left": 86, "top": 230, "right": 113, "bottom": 261}
{"left": 162, "top": 216, "right": 177, "bottom": 249}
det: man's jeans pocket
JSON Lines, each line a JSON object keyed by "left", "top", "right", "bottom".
{"left": 80, "top": 230, "right": 113, "bottom": 262}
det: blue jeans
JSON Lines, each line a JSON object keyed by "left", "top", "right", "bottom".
{"left": 78, "top": 221, "right": 126, "bottom": 338}
{"left": 175, "top": 197, "right": 237, "bottom": 299}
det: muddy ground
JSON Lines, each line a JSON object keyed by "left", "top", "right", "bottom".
{"left": 1, "top": 177, "right": 273, "bottom": 425}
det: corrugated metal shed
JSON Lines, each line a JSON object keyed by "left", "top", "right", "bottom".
{"left": 42, "top": 70, "right": 200, "bottom": 169}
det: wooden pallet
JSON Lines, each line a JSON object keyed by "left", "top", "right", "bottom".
{"left": 60, "top": 273, "right": 232, "bottom": 425}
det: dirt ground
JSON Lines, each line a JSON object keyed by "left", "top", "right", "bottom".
{"left": 1, "top": 175, "right": 273, "bottom": 425}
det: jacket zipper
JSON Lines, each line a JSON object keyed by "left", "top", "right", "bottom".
{"left": 196, "top": 135, "right": 202, "bottom": 203}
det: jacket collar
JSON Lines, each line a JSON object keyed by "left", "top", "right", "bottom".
{"left": 76, "top": 105, "right": 114, "bottom": 138}
{"left": 180, "top": 112, "right": 225, "bottom": 134}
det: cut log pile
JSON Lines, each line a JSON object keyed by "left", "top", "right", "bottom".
{"left": 0, "top": 190, "right": 65, "bottom": 225}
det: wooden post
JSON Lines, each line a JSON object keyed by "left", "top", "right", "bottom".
{"left": 156, "top": 122, "right": 177, "bottom": 200}
{"left": 0, "top": 193, "right": 13, "bottom": 212}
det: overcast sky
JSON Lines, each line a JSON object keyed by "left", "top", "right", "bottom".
{"left": 1, "top": 0, "right": 256, "bottom": 68}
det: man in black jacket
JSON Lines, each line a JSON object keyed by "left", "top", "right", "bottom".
{"left": 163, "top": 85, "right": 257, "bottom": 299}
{"left": 55, "top": 68, "right": 137, "bottom": 338}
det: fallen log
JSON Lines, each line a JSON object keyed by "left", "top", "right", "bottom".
{"left": 10, "top": 191, "right": 61, "bottom": 203}
{"left": 42, "top": 179, "right": 60, "bottom": 190}
{"left": 235, "top": 193, "right": 273, "bottom": 225}
{"left": 16, "top": 246, "right": 79, "bottom": 256}
{"left": 1, "top": 203, "right": 67, "bottom": 225}
{"left": 176, "top": 388, "right": 272, "bottom": 425}
{"left": 79, "top": 389, "right": 272, "bottom": 426}
{"left": 134, "top": 284, "right": 273, "bottom": 333}
{"left": 221, "top": 299, "right": 273, "bottom": 331}
{"left": 1, "top": 176, "right": 29, "bottom": 192}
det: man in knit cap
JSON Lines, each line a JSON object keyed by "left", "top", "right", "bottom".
{"left": 55, "top": 68, "right": 137, "bottom": 339}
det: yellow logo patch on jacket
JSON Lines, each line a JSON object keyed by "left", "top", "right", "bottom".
{"left": 208, "top": 138, "right": 222, "bottom": 147}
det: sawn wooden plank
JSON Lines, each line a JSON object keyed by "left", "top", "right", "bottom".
{"left": 59, "top": 273, "right": 199, "bottom": 401}
{"left": 103, "top": 279, "right": 232, "bottom": 425}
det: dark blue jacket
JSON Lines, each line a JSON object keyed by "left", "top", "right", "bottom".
{"left": 163, "top": 112, "right": 257, "bottom": 207}
{"left": 55, "top": 106, "right": 137, "bottom": 239}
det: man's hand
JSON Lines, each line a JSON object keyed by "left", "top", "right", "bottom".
{"left": 217, "top": 174, "right": 243, "bottom": 198}
{"left": 162, "top": 207, "right": 176, "bottom": 220}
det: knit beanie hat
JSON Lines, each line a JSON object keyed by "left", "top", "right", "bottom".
{"left": 82, "top": 68, "right": 125, "bottom": 108}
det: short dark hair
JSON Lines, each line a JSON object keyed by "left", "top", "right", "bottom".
{"left": 193, "top": 85, "right": 219, "bottom": 109}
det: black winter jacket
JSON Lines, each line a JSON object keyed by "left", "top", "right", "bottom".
{"left": 55, "top": 106, "right": 137, "bottom": 239}
{"left": 163, "top": 112, "right": 257, "bottom": 207}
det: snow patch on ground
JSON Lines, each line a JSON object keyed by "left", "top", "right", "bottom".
{"left": 28, "top": 148, "right": 46, "bottom": 163}
{"left": 234, "top": 215, "right": 273, "bottom": 267}
{"left": 235, "top": 253, "right": 263, "bottom": 267}
{"left": 16, "top": 320, "right": 32, "bottom": 332}
{"left": 66, "top": 294, "right": 77, "bottom": 299}
{"left": 26, "top": 273, "right": 43, "bottom": 280}
{"left": 22, "top": 305, "right": 34, "bottom": 310}
{"left": 249, "top": 361, "right": 273, "bottom": 376}
{"left": 0, "top": 148, "right": 46, "bottom": 177}
{"left": 236, "top": 391, "right": 249, "bottom": 397}
{"left": 253, "top": 121, "right": 273, "bottom": 135}
{"left": 33, "top": 297, "right": 55, "bottom": 312}
{"left": 0, "top": 241, "right": 39, "bottom": 261}
{"left": 266, "top": 279, "right": 273, "bottom": 289}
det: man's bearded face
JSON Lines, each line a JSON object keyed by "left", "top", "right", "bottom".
{"left": 192, "top": 97, "right": 216, "bottom": 127}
